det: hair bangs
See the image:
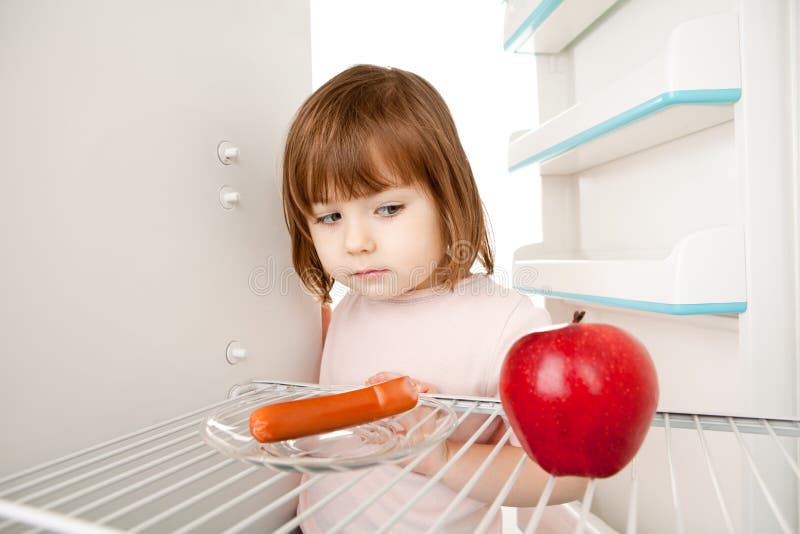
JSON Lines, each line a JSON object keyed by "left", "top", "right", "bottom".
{"left": 299, "top": 118, "right": 428, "bottom": 212}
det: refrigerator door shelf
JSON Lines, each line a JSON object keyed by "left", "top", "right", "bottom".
{"left": 509, "top": 13, "right": 741, "bottom": 175}
{"left": 503, "top": 0, "right": 620, "bottom": 54}
{"left": 513, "top": 226, "right": 747, "bottom": 315}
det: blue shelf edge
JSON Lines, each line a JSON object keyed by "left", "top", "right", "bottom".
{"left": 504, "top": 0, "right": 564, "bottom": 51}
{"left": 514, "top": 287, "right": 747, "bottom": 315}
{"left": 509, "top": 88, "right": 742, "bottom": 173}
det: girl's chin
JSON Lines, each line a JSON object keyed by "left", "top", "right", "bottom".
{"left": 351, "top": 284, "right": 445, "bottom": 302}
{"left": 349, "top": 285, "right": 403, "bottom": 299}
{"left": 344, "top": 279, "right": 413, "bottom": 299}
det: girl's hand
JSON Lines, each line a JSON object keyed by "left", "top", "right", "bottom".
{"left": 365, "top": 372, "right": 450, "bottom": 477}
{"left": 365, "top": 372, "right": 434, "bottom": 393}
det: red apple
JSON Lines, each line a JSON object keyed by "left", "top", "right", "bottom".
{"left": 499, "top": 311, "right": 658, "bottom": 478}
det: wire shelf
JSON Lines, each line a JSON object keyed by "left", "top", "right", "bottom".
{"left": 0, "top": 381, "right": 798, "bottom": 533}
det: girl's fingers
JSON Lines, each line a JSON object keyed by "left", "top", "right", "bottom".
{"left": 364, "top": 371, "right": 401, "bottom": 385}
{"left": 363, "top": 373, "right": 438, "bottom": 394}
{"left": 414, "top": 380, "right": 438, "bottom": 394}
{"left": 365, "top": 371, "right": 408, "bottom": 385}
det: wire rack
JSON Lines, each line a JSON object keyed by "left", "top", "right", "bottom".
{"left": 0, "top": 381, "right": 798, "bottom": 533}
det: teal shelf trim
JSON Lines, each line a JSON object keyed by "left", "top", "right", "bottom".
{"left": 504, "top": 0, "right": 564, "bottom": 51}
{"left": 509, "top": 88, "right": 742, "bottom": 173}
{"left": 514, "top": 287, "right": 747, "bottom": 315}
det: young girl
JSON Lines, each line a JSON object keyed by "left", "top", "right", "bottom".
{"left": 282, "top": 64, "right": 588, "bottom": 533}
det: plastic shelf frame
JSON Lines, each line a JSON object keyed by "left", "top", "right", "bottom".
{"left": 512, "top": 226, "right": 747, "bottom": 315}
{"left": 509, "top": 13, "right": 742, "bottom": 175}
{"left": 503, "top": 0, "right": 620, "bottom": 54}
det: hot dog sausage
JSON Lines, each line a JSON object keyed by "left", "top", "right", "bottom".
{"left": 249, "top": 376, "right": 419, "bottom": 443}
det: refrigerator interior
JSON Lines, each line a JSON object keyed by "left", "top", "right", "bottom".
{"left": 2, "top": 0, "right": 800, "bottom": 533}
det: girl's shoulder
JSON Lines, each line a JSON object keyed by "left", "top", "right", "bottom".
{"left": 453, "top": 273, "right": 527, "bottom": 306}
{"left": 435, "top": 274, "right": 538, "bottom": 325}
{"left": 464, "top": 273, "right": 551, "bottom": 326}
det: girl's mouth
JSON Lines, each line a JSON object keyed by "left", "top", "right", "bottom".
{"left": 353, "top": 269, "right": 390, "bottom": 279}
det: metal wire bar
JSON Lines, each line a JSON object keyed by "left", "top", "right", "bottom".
{"left": 0, "top": 386, "right": 290, "bottom": 510}
{"left": 523, "top": 475, "right": 556, "bottom": 534}
{"left": 277, "top": 407, "right": 456, "bottom": 532}
{"left": 95, "top": 456, "right": 237, "bottom": 525}
{"left": 664, "top": 413, "right": 685, "bottom": 534}
{"left": 1, "top": 421, "right": 198, "bottom": 501}
{"left": 91, "top": 391, "right": 313, "bottom": 529}
{"left": 33, "top": 443, "right": 209, "bottom": 518}
{"left": 168, "top": 471, "right": 304, "bottom": 534}
{"left": 60, "top": 449, "right": 218, "bottom": 521}
{"left": 18, "top": 447, "right": 215, "bottom": 534}
{"left": 165, "top": 387, "right": 356, "bottom": 534}
{"left": 375, "top": 407, "right": 504, "bottom": 534}
{"left": 126, "top": 465, "right": 265, "bottom": 533}
{"left": 0, "top": 433, "right": 203, "bottom": 533}
{"left": 728, "top": 417, "right": 792, "bottom": 534}
{"left": 0, "top": 386, "right": 259, "bottom": 490}
{"left": 653, "top": 412, "right": 800, "bottom": 438}
{"left": 326, "top": 402, "right": 479, "bottom": 534}
{"left": 474, "top": 453, "right": 528, "bottom": 534}
{"left": 6, "top": 432, "right": 198, "bottom": 508}
{"left": 0, "top": 499, "right": 123, "bottom": 534}
{"left": 220, "top": 474, "right": 326, "bottom": 534}
{"left": 575, "top": 478, "right": 597, "bottom": 534}
{"left": 403, "top": 402, "right": 451, "bottom": 442}
{"left": 693, "top": 415, "right": 734, "bottom": 533}
{"left": 625, "top": 458, "right": 638, "bottom": 534}
{"left": 426, "top": 427, "right": 513, "bottom": 532}
{"left": 763, "top": 419, "right": 800, "bottom": 480}
{"left": 272, "top": 470, "right": 373, "bottom": 534}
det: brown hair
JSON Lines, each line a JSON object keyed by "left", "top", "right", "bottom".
{"left": 282, "top": 64, "right": 494, "bottom": 304}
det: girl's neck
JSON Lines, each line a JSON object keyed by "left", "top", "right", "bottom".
{"left": 378, "top": 273, "right": 480, "bottom": 303}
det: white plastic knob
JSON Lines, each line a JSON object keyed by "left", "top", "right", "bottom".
{"left": 219, "top": 186, "right": 241, "bottom": 210}
{"left": 226, "top": 340, "right": 248, "bottom": 364}
{"left": 217, "top": 141, "right": 240, "bottom": 165}
{"left": 223, "top": 146, "right": 239, "bottom": 160}
{"left": 222, "top": 192, "right": 240, "bottom": 205}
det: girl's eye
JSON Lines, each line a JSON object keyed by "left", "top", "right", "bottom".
{"left": 377, "top": 204, "right": 404, "bottom": 217}
{"left": 315, "top": 212, "right": 341, "bottom": 224}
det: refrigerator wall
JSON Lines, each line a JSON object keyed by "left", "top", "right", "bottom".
{"left": 0, "top": 0, "right": 319, "bottom": 477}
{"left": 507, "top": 0, "right": 799, "bottom": 531}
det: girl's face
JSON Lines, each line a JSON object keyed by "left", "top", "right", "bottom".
{"left": 307, "top": 183, "right": 446, "bottom": 300}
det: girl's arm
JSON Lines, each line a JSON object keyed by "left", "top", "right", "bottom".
{"left": 426, "top": 423, "right": 588, "bottom": 507}
{"left": 366, "top": 373, "right": 588, "bottom": 507}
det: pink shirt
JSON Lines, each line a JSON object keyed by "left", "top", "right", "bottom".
{"left": 298, "top": 274, "right": 551, "bottom": 533}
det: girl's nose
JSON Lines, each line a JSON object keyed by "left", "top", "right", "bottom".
{"left": 344, "top": 219, "right": 376, "bottom": 254}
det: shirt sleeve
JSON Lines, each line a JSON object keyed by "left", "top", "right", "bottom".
{"left": 484, "top": 295, "right": 551, "bottom": 447}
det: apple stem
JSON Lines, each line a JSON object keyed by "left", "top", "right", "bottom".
{"left": 572, "top": 310, "right": 586, "bottom": 324}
